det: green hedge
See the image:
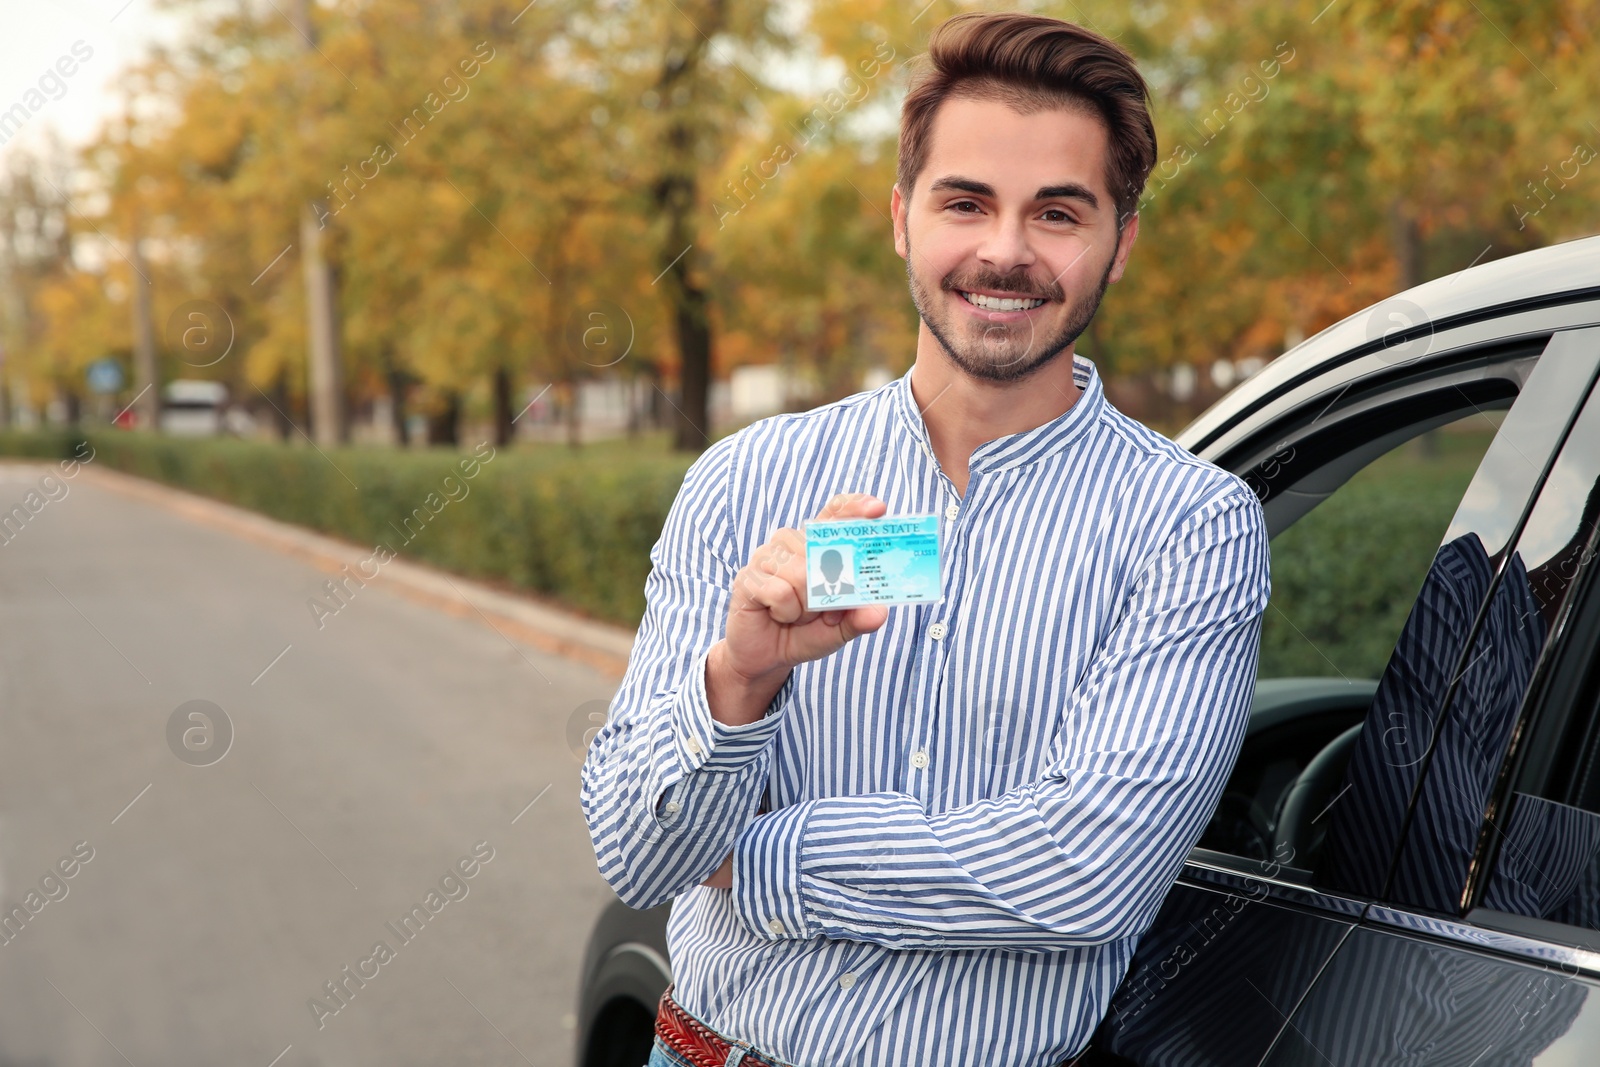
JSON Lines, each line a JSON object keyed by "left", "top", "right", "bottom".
{"left": 3, "top": 426, "right": 1489, "bottom": 659}
{"left": 1, "top": 429, "right": 691, "bottom": 627}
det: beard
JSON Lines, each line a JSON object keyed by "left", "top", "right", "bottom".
{"left": 904, "top": 228, "right": 1115, "bottom": 384}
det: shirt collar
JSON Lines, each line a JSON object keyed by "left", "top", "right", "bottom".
{"left": 890, "top": 354, "right": 1106, "bottom": 474}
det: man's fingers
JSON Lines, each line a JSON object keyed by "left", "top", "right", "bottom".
{"left": 748, "top": 570, "right": 806, "bottom": 624}
{"left": 817, "top": 492, "right": 886, "bottom": 522}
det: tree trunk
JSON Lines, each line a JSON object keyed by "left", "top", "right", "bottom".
{"left": 427, "top": 391, "right": 460, "bottom": 446}
{"left": 268, "top": 368, "right": 294, "bottom": 440}
{"left": 672, "top": 285, "right": 712, "bottom": 449}
{"left": 294, "top": 0, "right": 346, "bottom": 447}
{"left": 301, "top": 203, "right": 346, "bottom": 446}
{"left": 492, "top": 365, "right": 514, "bottom": 446}
{"left": 1389, "top": 199, "right": 1425, "bottom": 290}
{"left": 130, "top": 238, "right": 159, "bottom": 430}
{"left": 386, "top": 362, "right": 410, "bottom": 446}
{"left": 564, "top": 379, "right": 581, "bottom": 449}
{"left": 653, "top": 9, "right": 724, "bottom": 453}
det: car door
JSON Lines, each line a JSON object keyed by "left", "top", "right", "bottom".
{"left": 1084, "top": 323, "right": 1600, "bottom": 1066}
{"left": 1258, "top": 326, "right": 1600, "bottom": 1065}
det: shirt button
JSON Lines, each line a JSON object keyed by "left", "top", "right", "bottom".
{"left": 767, "top": 918, "right": 785, "bottom": 936}
{"left": 929, "top": 621, "right": 947, "bottom": 640}
{"left": 944, "top": 503, "right": 959, "bottom": 520}
{"left": 838, "top": 973, "right": 857, "bottom": 990}
{"left": 911, "top": 750, "right": 930, "bottom": 769}
{"left": 686, "top": 736, "right": 703, "bottom": 755}
{"left": 664, "top": 801, "right": 681, "bottom": 816}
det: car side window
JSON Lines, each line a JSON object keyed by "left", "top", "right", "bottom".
{"left": 1199, "top": 331, "right": 1600, "bottom": 901}
{"left": 1465, "top": 342, "right": 1600, "bottom": 933}
{"left": 1308, "top": 331, "right": 1600, "bottom": 905}
{"left": 1199, "top": 413, "right": 1501, "bottom": 866}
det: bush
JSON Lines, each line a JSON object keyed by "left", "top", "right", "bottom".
{"left": 1, "top": 429, "right": 691, "bottom": 627}
{"left": 5, "top": 425, "right": 1489, "bottom": 653}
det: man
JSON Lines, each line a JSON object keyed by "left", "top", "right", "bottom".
{"left": 581, "top": 11, "right": 1270, "bottom": 1067}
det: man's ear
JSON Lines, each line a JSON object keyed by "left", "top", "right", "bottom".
{"left": 1106, "top": 211, "right": 1140, "bottom": 285}
{"left": 891, "top": 183, "right": 908, "bottom": 260}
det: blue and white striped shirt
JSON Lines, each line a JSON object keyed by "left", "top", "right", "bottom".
{"left": 581, "top": 355, "right": 1271, "bottom": 1067}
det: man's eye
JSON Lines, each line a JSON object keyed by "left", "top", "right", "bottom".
{"left": 1041, "top": 208, "right": 1077, "bottom": 224}
{"left": 947, "top": 200, "right": 981, "bottom": 214}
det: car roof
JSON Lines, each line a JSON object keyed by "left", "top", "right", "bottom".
{"left": 1178, "top": 234, "right": 1600, "bottom": 454}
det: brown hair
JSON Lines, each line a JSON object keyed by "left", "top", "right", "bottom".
{"left": 896, "top": 12, "right": 1157, "bottom": 229}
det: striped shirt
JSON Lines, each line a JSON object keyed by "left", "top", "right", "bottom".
{"left": 581, "top": 355, "right": 1271, "bottom": 1067}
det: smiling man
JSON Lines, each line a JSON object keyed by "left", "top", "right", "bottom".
{"left": 581, "top": 12, "right": 1271, "bottom": 1067}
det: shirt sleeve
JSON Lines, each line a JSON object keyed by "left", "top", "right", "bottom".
{"left": 730, "top": 484, "right": 1271, "bottom": 950}
{"left": 580, "top": 433, "right": 791, "bottom": 911}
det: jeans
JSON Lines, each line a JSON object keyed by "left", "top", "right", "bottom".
{"left": 646, "top": 1034, "right": 773, "bottom": 1067}
{"left": 645, "top": 1037, "right": 691, "bottom": 1067}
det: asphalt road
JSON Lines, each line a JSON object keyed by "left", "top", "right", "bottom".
{"left": 0, "top": 462, "right": 622, "bottom": 1067}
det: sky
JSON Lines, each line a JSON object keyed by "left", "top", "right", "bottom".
{"left": 0, "top": 1, "right": 854, "bottom": 167}
{"left": 0, "top": 0, "right": 192, "bottom": 165}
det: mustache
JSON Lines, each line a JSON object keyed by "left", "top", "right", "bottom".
{"left": 941, "top": 272, "right": 1063, "bottom": 302}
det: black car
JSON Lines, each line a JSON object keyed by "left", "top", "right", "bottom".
{"left": 577, "top": 234, "right": 1600, "bottom": 1067}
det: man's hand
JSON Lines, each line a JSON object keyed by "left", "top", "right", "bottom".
{"left": 706, "top": 493, "right": 891, "bottom": 726}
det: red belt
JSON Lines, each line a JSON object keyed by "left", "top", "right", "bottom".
{"left": 655, "top": 987, "right": 786, "bottom": 1067}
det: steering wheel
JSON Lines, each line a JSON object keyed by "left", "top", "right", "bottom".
{"left": 1272, "top": 723, "right": 1364, "bottom": 869}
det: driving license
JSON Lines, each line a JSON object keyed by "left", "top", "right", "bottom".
{"left": 803, "top": 514, "right": 942, "bottom": 610}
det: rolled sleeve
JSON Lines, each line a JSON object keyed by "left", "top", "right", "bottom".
{"left": 732, "top": 798, "right": 815, "bottom": 941}
{"left": 671, "top": 646, "right": 793, "bottom": 774}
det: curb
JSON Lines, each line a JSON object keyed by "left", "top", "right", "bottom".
{"left": 71, "top": 463, "right": 640, "bottom": 678}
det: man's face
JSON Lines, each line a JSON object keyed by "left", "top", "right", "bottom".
{"left": 892, "top": 94, "right": 1138, "bottom": 383}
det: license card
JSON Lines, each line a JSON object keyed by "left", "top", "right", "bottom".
{"left": 803, "top": 514, "right": 942, "bottom": 610}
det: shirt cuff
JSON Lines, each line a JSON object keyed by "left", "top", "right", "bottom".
{"left": 670, "top": 646, "right": 792, "bottom": 773}
{"left": 732, "top": 801, "right": 813, "bottom": 940}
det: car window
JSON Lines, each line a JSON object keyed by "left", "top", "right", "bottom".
{"left": 1198, "top": 331, "right": 1600, "bottom": 898}
{"left": 1199, "top": 413, "right": 1502, "bottom": 867}
{"left": 1318, "top": 328, "right": 1600, "bottom": 909}
{"left": 1465, "top": 342, "right": 1600, "bottom": 933}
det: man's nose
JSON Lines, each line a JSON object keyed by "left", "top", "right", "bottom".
{"left": 974, "top": 213, "right": 1037, "bottom": 279}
